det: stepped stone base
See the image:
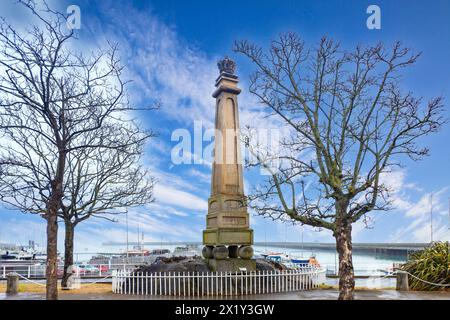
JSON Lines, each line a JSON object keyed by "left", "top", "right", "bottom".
{"left": 207, "top": 258, "right": 256, "bottom": 272}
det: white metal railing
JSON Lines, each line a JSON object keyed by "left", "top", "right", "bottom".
{"left": 0, "top": 263, "right": 135, "bottom": 279}
{"left": 112, "top": 268, "right": 326, "bottom": 296}
{"left": 0, "top": 262, "right": 397, "bottom": 280}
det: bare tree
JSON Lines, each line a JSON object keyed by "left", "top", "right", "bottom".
{"left": 0, "top": 1, "right": 154, "bottom": 299}
{"left": 235, "top": 33, "right": 445, "bottom": 300}
{"left": 60, "top": 132, "right": 154, "bottom": 287}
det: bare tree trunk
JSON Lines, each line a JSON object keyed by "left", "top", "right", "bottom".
{"left": 45, "top": 150, "right": 66, "bottom": 300}
{"left": 45, "top": 201, "right": 59, "bottom": 300}
{"left": 334, "top": 219, "right": 355, "bottom": 300}
{"left": 61, "top": 221, "right": 75, "bottom": 288}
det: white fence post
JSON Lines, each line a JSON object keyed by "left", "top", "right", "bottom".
{"left": 112, "top": 270, "right": 116, "bottom": 293}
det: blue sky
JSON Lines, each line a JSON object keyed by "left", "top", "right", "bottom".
{"left": 0, "top": 0, "right": 449, "bottom": 252}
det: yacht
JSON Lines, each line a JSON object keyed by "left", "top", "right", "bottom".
{"left": 1, "top": 250, "right": 34, "bottom": 261}
{"left": 173, "top": 244, "right": 199, "bottom": 256}
{"left": 0, "top": 243, "right": 56, "bottom": 264}
{"left": 261, "top": 252, "right": 321, "bottom": 269}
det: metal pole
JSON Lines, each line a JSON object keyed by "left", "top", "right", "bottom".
{"left": 264, "top": 220, "right": 267, "bottom": 253}
{"left": 137, "top": 223, "right": 140, "bottom": 250}
{"left": 141, "top": 232, "right": 144, "bottom": 262}
{"left": 335, "top": 251, "right": 337, "bottom": 275}
{"left": 430, "top": 193, "right": 433, "bottom": 244}
{"left": 126, "top": 211, "right": 129, "bottom": 263}
{"left": 301, "top": 225, "right": 304, "bottom": 257}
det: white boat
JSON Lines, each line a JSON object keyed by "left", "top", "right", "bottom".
{"left": 261, "top": 252, "right": 290, "bottom": 263}
{"left": 1, "top": 250, "right": 34, "bottom": 261}
{"left": 0, "top": 247, "right": 55, "bottom": 263}
{"left": 32, "top": 252, "right": 47, "bottom": 261}
{"left": 173, "top": 245, "right": 199, "bottom": 257}
{"left": 261, "top": 252, "right": 322, "bottom": 269}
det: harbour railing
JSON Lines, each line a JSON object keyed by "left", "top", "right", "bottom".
{"left": 0, "top": 263, "right": 136, "bottom": 279}
{"left": 112, "top": 268, "right": 326, "bottom": 296}
{"left": 1, "top": 261, "right": 397, "bottom": 281}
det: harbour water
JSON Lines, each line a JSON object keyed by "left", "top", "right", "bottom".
{"left": 85, "top": 244, "right": 406, "bottom": 273}
{"left": 254, "top": 246, "right": 404, "bottom": 275}
{"left": 254, "top": 245, "right": 403, "bottom": 288}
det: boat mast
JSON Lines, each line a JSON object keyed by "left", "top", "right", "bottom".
{"left": 429, "top": 193, "right": 433, "bottom": 244}
{"left": 126, "top": 211, "right": 129, "bottom": 262}
{"left": 300, "top": 224, "right": 304, "bottom": 257}
{"left": 264, "top": 220, "right": 267, "bottom": 252}
{"left": 141, "top": 231, "right": 145, "bottom": 261}
{"left": 137, "top": 223, "right": 140, "bottom": 250}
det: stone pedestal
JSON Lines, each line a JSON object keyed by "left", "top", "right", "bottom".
{"left": 207, "top": 258, "right": 256, "bottom": 272}
{"left": 203, "top": 228, "right": 253, "bottom": 247}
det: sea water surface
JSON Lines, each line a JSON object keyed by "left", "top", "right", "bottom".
{"left": 79, "top": 244, "right": 405, "bottom": 272}
{"left": 74, "top": 243, "right": 405, "bottom": 288}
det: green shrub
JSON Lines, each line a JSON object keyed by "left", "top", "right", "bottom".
{"left": 401, "top": 241, "right": 450, "bottom": 291}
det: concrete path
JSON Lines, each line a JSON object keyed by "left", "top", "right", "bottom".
{"left": 1, "top": 289, "right": 449, "bottom": 300}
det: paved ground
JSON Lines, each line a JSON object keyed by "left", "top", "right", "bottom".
{"left": 2, "top": 289, "right": 450, "bottom": 300}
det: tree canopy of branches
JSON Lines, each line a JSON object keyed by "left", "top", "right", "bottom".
{"left": 59, "top": 135, "right": 154, "bottom": 287}
{"left": 234, "top": 33, "right": 445, "bottom": 300}
{"left": 0, "top": 1, "right": 155, "bottom": 299}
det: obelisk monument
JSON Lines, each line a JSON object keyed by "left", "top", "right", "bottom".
{"left": 202, "top": 57, "right": 255, "bottom": 271}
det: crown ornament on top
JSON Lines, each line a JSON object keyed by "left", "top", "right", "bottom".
{"left": 217, "top": 56, "right": 236, "bottom": 75}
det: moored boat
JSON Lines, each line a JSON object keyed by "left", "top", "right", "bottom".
{"left": 262, "top": 252, "right": 321, "bottom": 269}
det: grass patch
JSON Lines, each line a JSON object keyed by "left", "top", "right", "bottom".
{"left": 317, "top": 283, "right": 336, "bottom": 290}
{"left": 0, "top": 282, "right": 112, "bottom": 295}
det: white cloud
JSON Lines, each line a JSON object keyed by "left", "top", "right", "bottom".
{"left": 340, "top": 168, "right": 450, "bottom": 243}
{"left": 388, "top": 186, "right": 450, "bottom": 242}
{"left": 153, "top": 183, "right": 207, "bottom": 212}
{"left": 99, "top": 10, "right": 217, "bottom": 127}
{"left": 0, "top": 217, "right": 46, "bottom": 247}
{"left": 404, "top": 188, "right": 448, "bottom": 217}
{"left": 187, "top": 168, "right": 210, "bottom": 184}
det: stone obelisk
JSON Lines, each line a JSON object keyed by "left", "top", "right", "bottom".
{"left": 202, "top": 57, "right": 255, "bottom": 271}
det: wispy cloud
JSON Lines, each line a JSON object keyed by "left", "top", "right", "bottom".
{"left": 388, "top": 187, "right": 450, "bottom": 242}
{"left": 153, "top": 183, "right": 207, "bottom": 212}
{"left": 186, "top": 168, "right": 210, "bottom": 184}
